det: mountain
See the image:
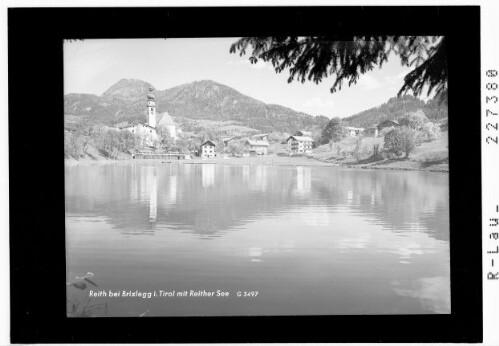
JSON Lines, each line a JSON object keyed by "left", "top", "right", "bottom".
{"left": 343, "top": 95, "right": 448, "bottom": 128}
{"left": 64, "top": 79, "right": 329, "bottom": 133}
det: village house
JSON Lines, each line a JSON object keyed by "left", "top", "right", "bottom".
{"left": 251, "top": 133, "right": 270, "bottom": 141}
{"left": 366, "top": 124, "right": 379, "bottom": 137}
{"left": 344, "top": 126, "right": 365, "bottom": 137}
{"left": 200, "top": 140, "right": 216, "bottom": 158}
{"left": 222, "top": 137, "right": 234, "bottom": 147}
{"left": 287, "top": 135, "right": 314, "bottom": 154}
{"left": 377, "top": 119, "right": 399, "bottom": 131}
{"left": 294, "top": 130, "right": 312, "bottom": 137}
{"left": 246, "top": 139, "right": 269, "bottom": 155}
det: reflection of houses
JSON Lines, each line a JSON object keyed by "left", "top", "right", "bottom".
{"left": 246, "top": 139, "right": 269, "bottom": 155}
{"left": 295, "top": 166, "right": 311, "bottom": 195}
{"left": 242, "top": 165, "right": 250, "bottom": 182}
{"left": 344, "top": 126, "right": 365, "bottom": 137}
{"left": 287, "top": 135, "right": 314, "bottom": 154}
{"left": 200, "top": 141, "right": 216, "bottom": 158}
{"left": 202, "top": 164, "right": 215, "bottom": 187}
{"left": 120, "top": 87, "right": 159, "bottom": 147}
{"left": 251, "top": 165, "right": 268, "bottom": 191}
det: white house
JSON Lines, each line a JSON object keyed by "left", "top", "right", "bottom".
{"left": 122, "top": 123, "right": 158, "bottom": 147}
{"left": 344, "top": 126, "right": 365, "bottom": 137}
{"left": 246, "top": 139, "right": 269, "bottom": 155}
{"left": 200, "top": 140, "right": 216, "bottom": 158}
{"left": 287, "top": 135, "right": 314, "bottom": 154}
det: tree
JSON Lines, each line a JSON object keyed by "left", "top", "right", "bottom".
{"left": 353, "top": 136, "right": 363, "bottom": 161}
{"left": 227, "top": 139, "right": 245, "bottom": 156}
{"left": 156, "top": 127, "right": 175, "bottom": 151}
{"left": 230, "top": 36, "right": 447, "bottom": 103}
{"left": 421, "top": 122, "right": 441, "bottom": 141}
{"left": 320, "top": 117, "right": 343, "bottom": 145}
{"left": 384, "top": 127, "right": 421, "bottom": 159}
{"left": 398, "top": 109, "right": 428, "bottom": 130}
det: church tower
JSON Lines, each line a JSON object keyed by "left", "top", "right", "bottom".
{"left": 147, "top": 87, "right": 156, "bottom": 128}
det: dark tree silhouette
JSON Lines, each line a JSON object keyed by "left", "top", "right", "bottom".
{"left": 230, "top": 36, "right": 447, "bottom": 103}
{"left": 320, "top": 117, "right": 343, "bottom": 144}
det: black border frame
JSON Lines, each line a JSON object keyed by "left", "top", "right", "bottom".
{"left": 9, "top": 6, "right": 482, "bottom": 343}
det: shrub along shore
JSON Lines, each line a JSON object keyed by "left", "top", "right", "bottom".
{"left": 65, "top": 153, "right": 448, "bottom": 173}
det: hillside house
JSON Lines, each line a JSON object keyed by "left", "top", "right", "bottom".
{"left": 344, "top": 126, "right": 365, "bottom": 137}
{"left": 366, "top": 124, "right": 379, "bottom": 137}
{"left": 246, "top": 139, "right": 269, "bottom": 155}
{"left": 222, "top": 137, "right": 235, "bottom": 147}
{"left": 121, "top": 123, "right": 158, "bottom": 147}
{"left": 294, "top": 130, "right": 312, "bottom": 137}
{"left": 287, "top": 135, "right": 314, "bottom": 154}
{"left": 251, "top": 133, "right": 269, "bottom": 141}
{"left": 377, "top": 119, "right": 399, "bottom": 131}
{"left": 200, "top": 141, "right": 216, "bottom": 158}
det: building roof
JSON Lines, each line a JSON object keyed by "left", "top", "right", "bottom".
{"left": 247, "top": 139, "right": 269, "bottom": 146}
{"left": 251, "top": 133, "right": 269, "bottom": 139}
{"left": 201, "top": 140, "right": 216, "bottom": 147}
{"left": 379, "top": 119, "right": 399, "bottom": 125}
{"left": 344, "top": 126, "right": 365, "bottom": 131}
{"left": 157, "top": 111, "right": 175, "bottom": 127}
{"left": 287, "top": 136, "right": 314, "bottom": 142}
{"left": 294, "top": 130, "right": 312, "bottom": 136}
{"left": 121, "top": 122, "right": 156, "bottom": 130}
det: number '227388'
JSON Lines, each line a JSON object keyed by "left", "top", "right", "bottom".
{"left": 486, "top": 70, "right": 498, "bottom": 145}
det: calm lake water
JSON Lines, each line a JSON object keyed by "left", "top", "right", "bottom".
{"left": 65, "top": 162, "right": 450, "bottom": 316}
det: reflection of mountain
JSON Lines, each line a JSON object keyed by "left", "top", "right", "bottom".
{"left": 311, "top": 169, "right": 449, "bottom": 242}
{"left": 65, "top": 164, "right": 449, "bottom": 241}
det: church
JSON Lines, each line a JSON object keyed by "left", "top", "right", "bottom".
{"left": 120, "top": 87, "right": 179, "bottom": 147}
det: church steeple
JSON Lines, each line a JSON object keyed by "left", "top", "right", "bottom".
{"left": 147, "top": 87, "right": 156, "bottom": 128}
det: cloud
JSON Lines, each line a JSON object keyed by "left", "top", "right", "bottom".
{"left": 383, "top": 70, "right": 411, "bottom": 85}
{"left": 304, "top": 96, "right": 335, "bottom": 109}
{"left": 356, "top": 74, "right": 383, "bottom": 90}
{"left": 301, "top": 97, "right": 335, "bottom": 115}
{"left": 227, "top": 59, "right": 271, "bottom": 70}
{"left": 249, "top": 60, "right": 269, "bottom": 70}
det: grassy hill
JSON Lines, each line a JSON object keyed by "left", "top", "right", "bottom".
{"left": 313, "top": 131, "right": 448, "bottom": 171}
{"left": 343, "top": 95, "right": 448, "bottom": 128}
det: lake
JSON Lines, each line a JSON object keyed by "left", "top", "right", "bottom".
{"left": 65, "top": 162, "right": 450, "bottom": 316}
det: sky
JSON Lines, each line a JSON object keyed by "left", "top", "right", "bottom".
{"left": 64, "top": 38, "right": 418, "bottom": 119}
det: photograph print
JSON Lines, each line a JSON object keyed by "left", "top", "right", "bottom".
{"left": 64, "top": 36, "right": 450, "bottom": 317}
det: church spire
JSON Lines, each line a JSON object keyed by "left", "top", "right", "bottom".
{"left": 147, "top": 87, "right": 156, "bottom": 128}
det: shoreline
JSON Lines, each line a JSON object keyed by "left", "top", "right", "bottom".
{"left": 65, "top": 155, "right": 448, "bottom": 173}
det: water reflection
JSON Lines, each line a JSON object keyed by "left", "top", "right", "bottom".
{"left": 392, "top": 276, "right": 450, "bottom": 313}
{"left": 202, "top": 164, "right": 215, "bottom": 188}
{"left": 295, "top": 166, "right": 311, "bottom": 196}
{"left": 65, "top": 163, "right": 450, "bottom": 316}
